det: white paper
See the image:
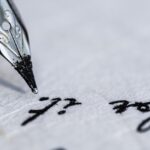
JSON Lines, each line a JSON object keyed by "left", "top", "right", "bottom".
{"left": 0, "top": 0, "right": 150, "bottom": 149}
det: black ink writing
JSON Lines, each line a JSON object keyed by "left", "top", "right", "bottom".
{"left": 109, "top": 100, "right": 129, "bottom": 113}
{"left": 22, "top": 97, "right": 82, "bottom": 126}
{"left": 137, "top": 117, "right": 150, "bottom": 133}
{"left": 39, "top": 97, "right": 50, "bottom": 101}
{"left": 109, "top": 100, "right": 150, "bottom": 114}
{"left": 22, "top": 98, "right": 61, "bottom": 126}
{"left": 58, "top": 98, "right": 82, "bottom": 115}
{"left": 58, "top": 110, "right": 66, "bottom": 115}
{"left": 109, "top": 100, "right": 150, "bottom": 133}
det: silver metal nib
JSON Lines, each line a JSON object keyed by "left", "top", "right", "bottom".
{"left": 0, "top": 0, "right": 38, "bottom": 94}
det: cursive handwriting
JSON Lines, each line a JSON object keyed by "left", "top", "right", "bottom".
{"left": 109, "top": 100, "right": 150, "bottom": 114}
{"left": 137, "top": 117, "right": 150, "bottom": 133}
{"left": 22, "top": 97, "right": 82, "bottom": 126}
{"left": 109, "top": 100, "right": 150, "bottom": 133}
{"left": 58, "top": 98, "right": 82, "bottom": 115}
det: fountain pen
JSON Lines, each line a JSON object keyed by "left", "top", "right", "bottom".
{"left": 0, "top": 0, "right": 38, "bottom": 94}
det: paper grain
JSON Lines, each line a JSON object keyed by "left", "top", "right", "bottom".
{"left": 0, "top": 0, "right": 150, "bottom": 150}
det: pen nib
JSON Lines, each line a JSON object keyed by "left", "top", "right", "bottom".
{"left": 15, "top": 56, "right": 38, "bottom": 94}
{"left": 0, "top": 0, "right": 38, "bottom": 94}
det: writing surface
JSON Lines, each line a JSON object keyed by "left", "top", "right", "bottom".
{"left": 0, "top": 0, "right": 150, "bottom": 150}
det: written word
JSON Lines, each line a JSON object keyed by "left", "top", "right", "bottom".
{"left": 109, "top": 100, "right": 150, "bottom": 133}
{"left": 22, "top": 97, "right": 82, "bottom": 126}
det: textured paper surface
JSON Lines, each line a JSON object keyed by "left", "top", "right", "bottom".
{"left": 0, "top": 0, "right": 150, "bottom": 149}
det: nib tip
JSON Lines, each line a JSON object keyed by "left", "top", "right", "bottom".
{"left": 14, "top": 56, "right": 38, "bottom": 94}
{"left": 32, "top": 88, "right": 38, "bottom": 94}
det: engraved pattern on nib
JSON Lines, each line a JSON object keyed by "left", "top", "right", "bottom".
{"left": 15, "top": 55, "right": 38, "bottom": 94}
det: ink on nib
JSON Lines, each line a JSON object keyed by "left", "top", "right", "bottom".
{"left": 15, "top": 56, "right": 38, "bottom": 94}
{"left": 0, "top": 0, "right": 38, "bottom": 93}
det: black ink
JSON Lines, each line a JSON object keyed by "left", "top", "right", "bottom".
{"left": 63, "top": 98, "right": 82, "bottom": 109}
{"left": 130, "top": 102, "right": 150, "bottom": 112}
{"left": 137, "top": 117, "right": 150, "bottom": 133}
{"left": 22, "top": 97, "right": 82, "bottom": 126}
{"left": 110, "top": 100, "right": 150, "bottom": 133}
{"left": 21, "top": 98, "right": 61, "bottom": 126}
{"left": 57, "top": 98, "right": 82, "bottom": 115}
{"left": 109, "top": 100, "right": 150, "bottom": 114}
{"left": 15, "top": 55, "right": 38, "bottom": 94}
{"left": 58, "top": 110, "right": 66, "bottom": 115}
{"left": 39, "top": 97, "right": 50, "bottom": 101}
{"left": 109, "top": 100, "right": 129, "bottom": 113}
